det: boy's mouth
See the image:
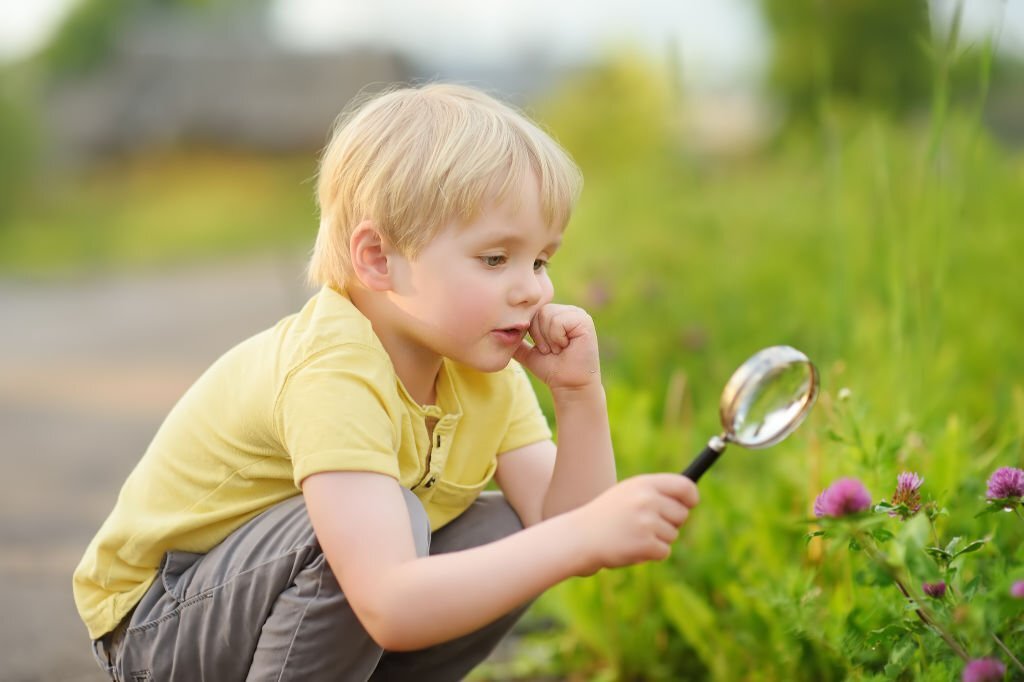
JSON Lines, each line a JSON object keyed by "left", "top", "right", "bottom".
{"left": 491, "top": 326, "right": 527, "bottom": 345}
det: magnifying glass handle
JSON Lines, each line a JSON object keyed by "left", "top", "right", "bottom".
{"left": 682, "top": 436, "right": 727, "bottom": 483}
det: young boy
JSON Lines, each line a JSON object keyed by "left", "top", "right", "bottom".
{"left": 73, "top": 83, "right": 699, "bottom": 681}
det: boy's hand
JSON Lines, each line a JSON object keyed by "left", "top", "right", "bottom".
{"left": 568, "top": 474, "right": 699, "bottom": 575}
{"left": 514, "top": 303, "right": 601, "bottom": 392}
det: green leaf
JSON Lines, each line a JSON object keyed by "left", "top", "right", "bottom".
{"left": 951, "top": 539, "right": 987, "bottom": 559}
{"left": 872, "top": 528, "right": 895, "bottom": 543}
{"left": 805, "top": 530, "right": 826, "bottom": 544}
{"left": 661, "top": 582, "right": 725, "bottom": 678}
{"left": 944, "top": 536, "right": 962, "bottom": 555}
{"left": 890, "top": 636, "right": 917, "bottom": 667}
{"left": 865, "top": 623, "right": 909, "bottom": 648}
{"left": 974, "top": 504, "right": 1012, "bottom": 518}
{"left": 826, "top": 429, "right": 849, "bottom": 444}
{"left": 925, "top": 547, "right": 953, "bottom": 562}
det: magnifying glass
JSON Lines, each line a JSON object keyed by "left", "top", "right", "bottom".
{"left": 682, "top": 345, "right": 819, "bottom": 483}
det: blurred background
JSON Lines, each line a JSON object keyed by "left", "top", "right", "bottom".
{"left": 1, "top": 1, "right": 1023, "bottom": 680}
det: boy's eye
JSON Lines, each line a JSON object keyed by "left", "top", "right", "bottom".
{"left": 533, "top": 259, "right": 549, "bottom": 272}
{"left": 481, "top": 255, "right": 506, "bottom": 267}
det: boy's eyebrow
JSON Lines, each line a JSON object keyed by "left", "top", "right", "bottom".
{"left": 475, "top": 230, "right": 563, "bottom": 251}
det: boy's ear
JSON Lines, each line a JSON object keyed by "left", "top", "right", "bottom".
{"left": 349, "top": 220, "right": 396, "bottom": 291}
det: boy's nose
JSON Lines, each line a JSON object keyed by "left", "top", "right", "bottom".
{"left": 510, "top": 270, "right": 547, "bottom": 307}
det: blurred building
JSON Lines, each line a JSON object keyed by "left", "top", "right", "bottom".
{"left": 43, "top": 6, "right": 412, "bottom": 161}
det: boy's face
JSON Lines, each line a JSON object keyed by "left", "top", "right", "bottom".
{"left": 386, "top": 175, "right": 561, "bottom": 373}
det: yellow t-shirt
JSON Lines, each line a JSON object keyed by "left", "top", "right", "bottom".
{"left": 72, "top": 286, "right": 552, "bottom": 640}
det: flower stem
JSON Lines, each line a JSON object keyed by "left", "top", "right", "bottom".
{"left": 853, "top": 530, "right": 970, "bottom": 661}
{"left": 926, "top": 516, "right": 940, "bottom": 546}
{"left": 992, "top": 633, "right": 1024, "bottom": 674}
{"left": 890, "top": 573, "right": 970, "bottom": 661}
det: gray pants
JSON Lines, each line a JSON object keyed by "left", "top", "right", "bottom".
{"left": 91, "top": 489, "right": 530, "bottom": 681}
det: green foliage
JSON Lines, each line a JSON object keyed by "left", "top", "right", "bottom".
{"left": 39, "top": 0, "right": 133, "bottom": 77}
{"left": 534, "top": 53, "right": 679, "bottom": 173}
{"left": 501, "top": 49, "right": 1024, "bottom": 680}
{"left": 761, "top": 0, "right": 932, "bottom": 123}
{"left": 39, "top": 0, "right": 243, "bottom": 78}
{"left": 807, "top": 427, "right": 1024, "bottom": 677}
{"left": 0, "top": 71, "right": 39, "bottom": 224}
{"left": 0, "top": 151, "right": 314, "bottom": 276}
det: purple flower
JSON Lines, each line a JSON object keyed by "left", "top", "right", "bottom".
{"left": 1011, "top": 581, "right": 1024, "bottom": 599}
{"left": 922, "top": 581, "right": 947, "bottom": 598}
{"left": 890, "top": 471, "right": 923, "bottom": 518}
{"left": 962, "top": 657, "right": 1006, "bottom": 682}
{"left": 986, "top": 467, "right": 1024, "bottom": 501}
{"left": 814, "top": 478, "right": 872, "bottom": 518}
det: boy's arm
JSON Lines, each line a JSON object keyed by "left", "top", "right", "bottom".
{"left": 495, "top": 382, "right": 614, "bottom": 525}
{"left": 544, "top": 382, "right": 616, "bottom": 517}
{"left": 503, "top": 304, "right": 617, "bottom": 521}
{"left": 304, "top": 468, "right": 697, "bottom": 651}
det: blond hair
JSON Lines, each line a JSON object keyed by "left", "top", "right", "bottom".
{"left": 308, "top": 83, "right": 583, "bottom": 290}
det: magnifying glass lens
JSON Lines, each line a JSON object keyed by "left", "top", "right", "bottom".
{"left": 732, "top": 361, "right": 814, "bottom": 447}
{"left": 683, "top": 345, "right": 819, "bottom": 482}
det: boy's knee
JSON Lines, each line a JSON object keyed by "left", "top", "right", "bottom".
{"left": 429, "top": 492, "right": 524, "bottom": 555}
{"left": 474, "top": 492, "right": 525, "bottom": 539}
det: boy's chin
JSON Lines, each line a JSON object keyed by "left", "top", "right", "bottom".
{"left": 454, "top": 352, "right": 514, "bottom": 374}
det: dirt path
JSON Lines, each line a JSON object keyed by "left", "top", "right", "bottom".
{"left": 0, "top": 254, "right": 310, "bottom": 681}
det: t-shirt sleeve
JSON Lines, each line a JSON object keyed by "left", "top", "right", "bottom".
{"left": 275, "top": 344, "right": 401, "bottom": 487}
{"left": 497, "top": 362, "right": 553, "bottom": 455}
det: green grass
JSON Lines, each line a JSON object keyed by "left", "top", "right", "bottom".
{"left": 0, "top": 149, "right": 316, "bottom": 277}
{"left": 501, "top": 61, "right": 1024, "bottom": 681}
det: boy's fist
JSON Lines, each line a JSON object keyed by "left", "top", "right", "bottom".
{"left": 569, "top": 474, "right": 700, "bottom": 575}
{"left": 514, "top": 304, "right": 600, "bottom": 392}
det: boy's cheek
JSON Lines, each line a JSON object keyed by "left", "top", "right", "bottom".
{"left": 541, "top": 280, "right": 555, "bottom": 306}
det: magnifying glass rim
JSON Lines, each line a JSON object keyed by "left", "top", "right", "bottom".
{"left": 719, "top": 345, "right": 819, "bottom": 449}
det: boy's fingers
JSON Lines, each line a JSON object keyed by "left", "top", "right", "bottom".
{"left": 529, "top": 316, "right": 549, "bottom": 353}
{"left": 529, "top": 305, "right": 595, "bottom": 357}
{"left": 552, "top": 313, "right": 571, "bottom": 347}
{"left": 654, "top": 518, "right": 682, "bottom": 544}
{"left": 648, "top": 473, "right": 700, "bottom": 508}
{"left": 538, "top": 314, "right": 556, "bottom": 353}
{"left": 680, "top": 479, "right": 700, "bottom": 508}
{"left": 544, "top": 311, "right": 571, "bottom": 352}
{"left": 662, "top": 501, "right": 691, "bottom": 528}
